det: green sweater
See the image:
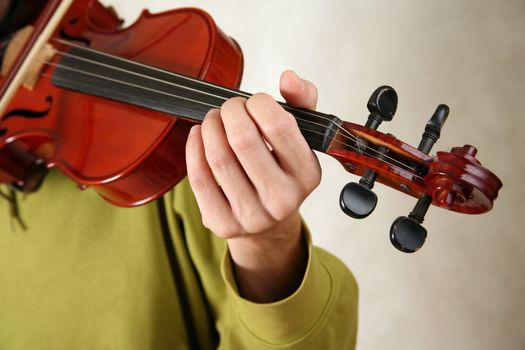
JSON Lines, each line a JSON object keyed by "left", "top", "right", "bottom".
{"left": 0, "top": 171, "right": 358, "bottom": 349}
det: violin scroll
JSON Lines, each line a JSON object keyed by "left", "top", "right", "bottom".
{"left": 331, "top": 87, "right": 502, "bottom": 253}
{"left": 426, "top": 145, "right": 501, "bottom": 214}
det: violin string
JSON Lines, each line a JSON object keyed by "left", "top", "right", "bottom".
{"left": 49, "top": 40, "right": 362, "bottom": 141}
{"left": 38, "top": 61, "right": 419, "bottom": 176}
{"left": 37, "top": 69, "right": 412, "bottom": 179}
{"left": 50, "top": 38, "right": 345, "bottom": 131}
{"left": 49, "top": 37, "right": 398, "bottom": 160}
{"left": 10, "top": 34, "right": 417, "bottom": 173}
{"left": 36, "top": 67, "right": 347, "bottom": 149}
{"left": 33, "top": 73, "right": 373, "bottom": 165}
{"left": 9, "top": 35, "right": 415, "bottom": 174}
{"left": 19, "top": 34, "right": 422, "bottom": 174}
{"left": 37, "top": 66, "right": 421, "bottom": 180}
{"left": 40, "top": 59, "right": 357, "bottom": 146}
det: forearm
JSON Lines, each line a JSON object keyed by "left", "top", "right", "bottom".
{"left": 186, "top": 70, "right": 320, "bottom": 303}
{"left": 226, "top": 211, "right": 308, "bottom": 303}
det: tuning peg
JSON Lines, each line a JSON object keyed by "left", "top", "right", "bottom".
{"left": 339, "top": 86, "right": 398, "bottom": 219}
{"left": 340, "top": 170, "right": 378, "bottom": 219}
{"left": 365, "top": 86, "right": 398, "bottom": 129}
{"left": 388, "top": 104, "right": 449, "bottom": 252}
{"left": 418, "top": 104, "right": 449, "bottom": 154}
{"left": 390, "top": 194, "right": 432, "bottom": 253}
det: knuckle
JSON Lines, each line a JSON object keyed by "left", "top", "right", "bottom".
{"left": 265, "top": 113, "right": 296, "bottom": 139}
{"left": 269, "top": 199, "right": 296, "bottom": 221}
{"left": 247, "top": 92, "right": 274, "bottom": 107}
{"left": 213, "top": 227, "right": 238, "bottom": 239}
{"left": 241, "top": 217, "right": 270, "bottom": 235}
{"left": 201, "top": 110, "right": 221, "bottom": 134}
{"left": 188, "top": 172, "right": 208, "bottom": 193}
{"left": 246, "top": 93, "right": 299, "bottom": 139}
{"left": 206, "top": 149, "right": 233, "bottom": 172}
{"left": 204, "top": 108, "right": 220, "bottom": 119}
{"left": 302, "top": 165, "right": 322, "bottom": 192}
{"left": 263, "top": 189, "right": 300, "bottom": 221}
{"left": 228, "top": 131, "right": 257, "bottom": 153}
{"left": 221, "top": 97, "right": 246, "bottom": 116}
{"left": 245, "top": 93, "right": 274, "bottom": 118}
{"left": 204, "top": 218, "right": 240, "bottom": 239}
{"left": 242, "top": 223, "right": 266, "bottom": 235}
{"left": 202, "top": 109, "right": 220, "bottom": 129}
{"left": 236, "top": 208, "right": 272, "bottom": 234}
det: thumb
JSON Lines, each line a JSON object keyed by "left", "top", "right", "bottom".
{"left": 279, "top": 70, "right": 318, "bottom": 110}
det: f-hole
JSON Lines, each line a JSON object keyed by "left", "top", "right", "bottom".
{"left": 0, "top": 95, "right": 53, "bottom": 136}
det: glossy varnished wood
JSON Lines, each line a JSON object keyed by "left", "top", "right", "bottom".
{"left": 327, "top": 121, "right": 501, "bottom": 214}
{"left": 0, "top": 0, "right": 500, "bottom": 214}
{"left": 0, "top": 0, "right": 243, "bottom": 206}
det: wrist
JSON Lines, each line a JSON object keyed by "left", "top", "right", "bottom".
{"left": 226, "top": 212, "right": 308, "bottom": 302}
{"left": 227, "top": 212, "right": 302, "bottom": 267}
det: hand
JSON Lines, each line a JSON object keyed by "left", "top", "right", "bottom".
{"left": 186, "top": 70, "right": 321, "bottom": 302}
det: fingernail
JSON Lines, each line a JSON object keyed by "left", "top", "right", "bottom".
{"left": 291, "top": 70, "right": 305, "bottom": 90}
{"left": 189, "top": 125, "right": 200, "bottom": 136}
{"left": 289, "top": 70, "right": 300, "bottom": 82}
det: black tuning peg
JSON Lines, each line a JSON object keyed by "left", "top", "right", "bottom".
{"left": 390, "top": 194, "right": 432, "bottom": 253}
{"left": 418, "top": 104, "right": 449, "bottom": 154}
{"left": 339, "top": 86, "right": 397, "bottom": 219}
{"left": 390, "top": 104, "right": 450, "bottom": 253}
{"left": 366, "top": 86, "right": 398, "bottom": 129}
{"left": 340, "top": 170, "right": 378, "bottom": 219}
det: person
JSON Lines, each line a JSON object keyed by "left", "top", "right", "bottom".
{"left": 0, "top": 1, "right": 358, "bottom": 349}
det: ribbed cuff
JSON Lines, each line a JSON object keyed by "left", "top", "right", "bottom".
{"left": 220, "top": 226, "right": 336, "bottom": 346}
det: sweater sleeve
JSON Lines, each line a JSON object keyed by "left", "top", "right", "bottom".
{"left": 172, "top": 178, "right": 358, "bottom": 349}
{"left": 219, "top": 227, "right": 359, "bottom": 349}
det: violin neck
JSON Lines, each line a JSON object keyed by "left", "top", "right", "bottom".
{"left": 52, "top": 45, "right": 341, "bottom": 153}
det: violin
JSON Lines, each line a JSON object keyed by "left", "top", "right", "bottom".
{"left": 0, "top": 0, "right": 502, "bottom": 252}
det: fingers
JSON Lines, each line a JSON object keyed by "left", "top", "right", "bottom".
{"left": 186, "top": 72, "right": 322, "bottom": 239}
{"left": 220, "top": 97, "right": 300, "bottom": 221}
{"left": 220, "top": 97, "right": 285, "bottom": 184}
{"left": 185, "top": 120, "right": 242, "bottom": 238}
{"left": 187, "top": 109, "right": 275, "bottom": 237}
{"left": 200, "top": 108, "right": 275, "bottom": 233}
{"left": 279, "top": 70, "right": 318, "bottom": 110}
{"left": 245, "top": 93, "right": 321, "bottom": 192}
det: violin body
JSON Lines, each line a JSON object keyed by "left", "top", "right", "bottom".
{"left": 0, "top": 0, "right": 502, "bottom": 252}
{"left": 0, "top": 0, "right": 243, "bottom": 206}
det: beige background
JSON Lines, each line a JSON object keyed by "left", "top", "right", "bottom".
{"left": 101, "top": 1, "right": 525, "bottom": 349}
